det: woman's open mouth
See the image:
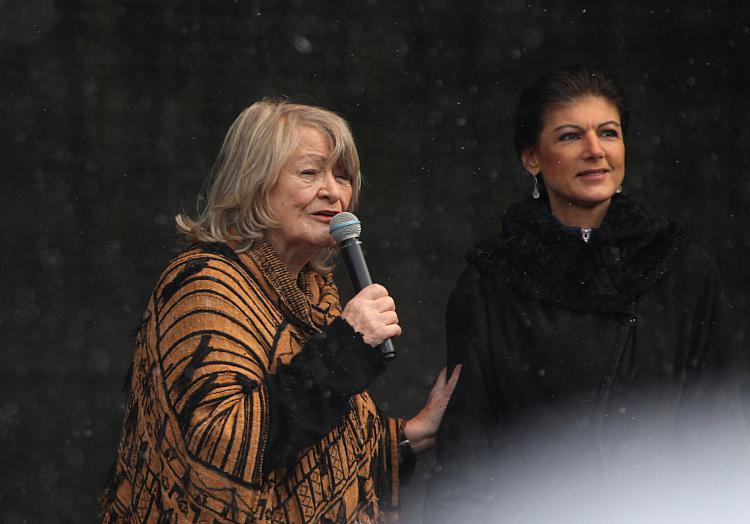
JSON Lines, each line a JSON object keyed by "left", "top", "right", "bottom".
{"left": 311, "top": 210, "right": 339, "bottom": 222}
{"left": 577, "top": 168, "right": 608, "bottom": 178}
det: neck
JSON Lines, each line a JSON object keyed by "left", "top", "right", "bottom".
{"left": 548, "top": 195, "right": 612, "bottom": 229}
{"left": 263, "top": 232, "right": 315, "bottom": 280}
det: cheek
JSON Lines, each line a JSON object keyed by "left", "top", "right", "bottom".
{"left": 284, "top": 192, "right": 310, "bottom": 213}
{"left": 604, "top": 145, "right": 625, "bottom": 169}
{"left": 616, "top": 147, "right": 626, "bottom": 166}
{"left": 274, "top": 199, "right": 303, "bottom": 229}
{"left": 543, "top": 151, "right": 569, "bottom": 174}
{"left": 341, "top": 186, "right": 354, "bottom": 209}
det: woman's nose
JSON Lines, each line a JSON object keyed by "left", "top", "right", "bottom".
{"left": 583, "top": 132, "right": 605, "bottom": 159}
{"left": 317, "top": 170, "right": 341, "bottom": 200}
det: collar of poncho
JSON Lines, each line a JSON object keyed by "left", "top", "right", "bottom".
{"left": 234, "top": 239, "right": 339, "bottom": 330}
{"left": 468, "top": 193, "right": 686, "bottom": 314}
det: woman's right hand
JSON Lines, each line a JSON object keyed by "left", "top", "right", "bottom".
{"left": 340, "top": 284, "right": 401, "bottom": 347}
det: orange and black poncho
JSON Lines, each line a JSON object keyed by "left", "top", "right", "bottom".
{"left": 101, "top": 240, "right": 403, "bottom": 523}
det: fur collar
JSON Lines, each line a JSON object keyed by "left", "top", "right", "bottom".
{"left": 468, "top": 193, "right": 686, "bottom": 313}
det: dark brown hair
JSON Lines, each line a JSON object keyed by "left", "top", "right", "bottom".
{"left": 514, "top": 65, "right": 630, "bottom": 159}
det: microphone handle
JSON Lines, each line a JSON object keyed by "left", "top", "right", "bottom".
{"left": 339, "top": 238, "right": 396, "bottom": 361}
{"left": 340, "top": 238, "right": 373, "bottom": 289}
{"left": 379, "top": 335, "right": 397, "bottom": 362}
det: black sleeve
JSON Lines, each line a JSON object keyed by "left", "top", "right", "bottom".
{"left": 661, "top": 245, "right": 750, "bottom": 474}
{"left": 424, "top": 265, "right": 502, "bottom": 523}
{"left": 263, "top": 317, "right": 387, "bottom": 475}
{"left": 680, "top": 245, "right": 745, "bottom": 421}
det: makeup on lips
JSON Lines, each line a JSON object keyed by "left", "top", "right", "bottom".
{"left": 577, "top": 168, "right": 609, "bottom": 180}
{"left": 310, "top": 210, "right": 340, "bottom": 223}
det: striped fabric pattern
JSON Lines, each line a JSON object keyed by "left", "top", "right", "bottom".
{"left": 101, "top": 241, "right": 401, "bottom": 523}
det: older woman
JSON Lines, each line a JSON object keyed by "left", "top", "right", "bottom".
{"left": 426, "top": 65, "right": 736, "bottom": 521}
{"left": 101, "top": 99, "right": 459, "bottom": 523}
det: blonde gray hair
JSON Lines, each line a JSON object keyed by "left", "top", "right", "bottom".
{"left": 176, "top": 99, "right": 362, "bottom": 271}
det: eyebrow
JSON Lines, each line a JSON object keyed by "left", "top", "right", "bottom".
{"left": 296, "top": 153, "right": 329, "bottom": 163}
{"left": 553, "top": 121, "right": 622, "bottom": 131}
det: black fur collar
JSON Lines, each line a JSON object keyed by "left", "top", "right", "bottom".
{"left": 468, "top": 194, "right": 686, "bottom": 314}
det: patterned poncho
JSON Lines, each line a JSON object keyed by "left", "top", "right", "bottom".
{"left": 102, "top": 240, "right": 402, "bottom": 523}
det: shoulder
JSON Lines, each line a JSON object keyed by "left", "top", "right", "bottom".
{"left": 450, "top": 255, "right": 491, "bottom": 296}
{"left": 453, "top": 260, "right": 482, "bottom": 288}
{"left": 447, "top": 227, "right": 521, "bottom": 304}
{"left": 159, "top": 243, "right": 243, "bottom": 281}
{"left": 154, "top": 243, "right": 249, "bottom": 304}
{"left": 152, "top": 243, "right": 278, "bottom": 328}
{"left": 679, "top": 241, "right": 719, "bottom": 269}
{"left": 151, "top": 244, "right": 280, "bottom": 368}
{"left": 447, "top": 255, "right": 509, "bottom": 317}
{"left": 457, "top": 233, "right": 514, "bottom": 286}
{"left": 671, "top": 240, "right": 722, "bottom": 283}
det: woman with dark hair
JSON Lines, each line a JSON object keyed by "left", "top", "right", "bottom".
{"left": 425, "top": 65, "right": 736, "bottom": 521}
{"left": 101, "top": 99, "right": 460, "bottom": 523}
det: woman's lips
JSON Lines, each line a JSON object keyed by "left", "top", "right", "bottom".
{"left": 577, "top": 168, "right": 608, "bottom": 177}
{"left": 311, "top": 211, "right": 339, "bottom": 222}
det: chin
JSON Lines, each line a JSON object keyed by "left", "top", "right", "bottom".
{"left": 579, "top": 187, "right": 619, "bottom": 203}
{"left": 564, "top": 195, "right": 613, "bottom": 210}
{"left": 312, "top": 236, "right": 336, "bottom": 249}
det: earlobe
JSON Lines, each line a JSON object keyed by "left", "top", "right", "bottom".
{"left": 521, "top": 149, "right": 540, "bottom": 176}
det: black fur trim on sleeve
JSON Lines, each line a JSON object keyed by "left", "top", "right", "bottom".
{"left": 262, "top": 317, "right": 388, "bottom": 475}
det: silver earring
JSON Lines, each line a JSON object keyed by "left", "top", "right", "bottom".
{"left": 532, "top": 175, "right": 540, "bottom": 199}
{"left": 616, "top": 184, "right": 622, "bottom": 194}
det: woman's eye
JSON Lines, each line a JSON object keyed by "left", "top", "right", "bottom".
{"left": 301, "top": 169, "right": 318, "bottom": 176}
{"left": 559, "top": 132, "right": 579, "bottom": 141}
{"left": 601, "top": 129, "right": 619, "bottom": 138}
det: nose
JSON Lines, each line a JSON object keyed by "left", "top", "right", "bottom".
{"left": 317, "top": 169, "right": 343, "bottom": 202}
{"left": 583, "top": 131, "right": 604, "bottom": 159}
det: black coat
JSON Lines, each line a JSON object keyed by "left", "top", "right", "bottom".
{"left": 425, "top": 194, "right": 737, "bottom": 522}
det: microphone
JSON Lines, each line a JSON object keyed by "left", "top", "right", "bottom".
{"left": 329, "top": 212, "right": 396, "bottom": 361}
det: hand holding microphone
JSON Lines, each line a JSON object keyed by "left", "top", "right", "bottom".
{"left": 330, "top": 212, "right": 398, "bottom": 361}
{"left": 340, "top": 284, "right": 401, "bottom": 348}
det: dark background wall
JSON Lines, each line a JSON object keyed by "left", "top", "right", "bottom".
{"left": 2, "top": 1, "right": 749, "bottom": 522}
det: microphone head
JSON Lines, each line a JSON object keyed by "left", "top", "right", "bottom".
{"left": 329, "top": 212, "right": 362, "bottom": 243}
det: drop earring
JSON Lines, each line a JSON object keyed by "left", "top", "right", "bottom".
{"left": 532, "top": 175, "right": 540, "bottom": 199}
{"left": 616, "top": 184, "right": 622, "bottom": 194}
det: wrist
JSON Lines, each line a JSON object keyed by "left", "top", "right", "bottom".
{"left": 403, "top": 418, "right": 436, "bottom": 455}
{"left": 397, "top": 428, "right": 416, "bottom": 462}
{"left": 397, "top": 425, "right": 417, "bottom": 483}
